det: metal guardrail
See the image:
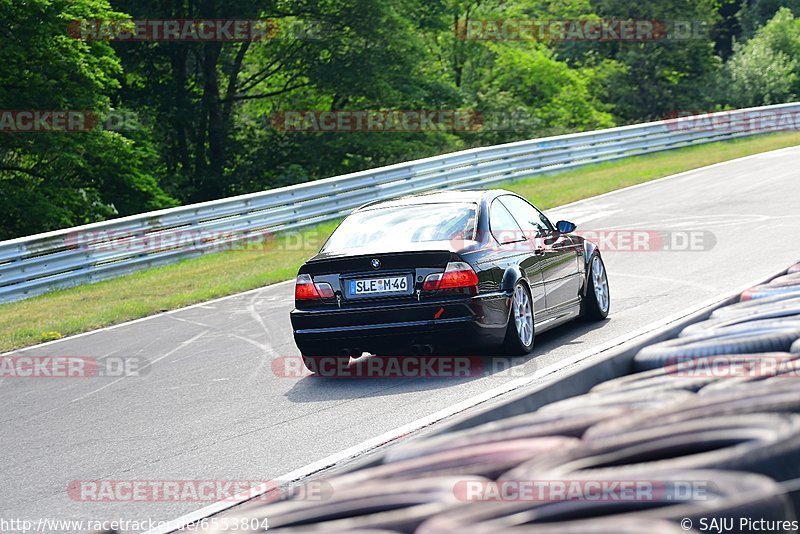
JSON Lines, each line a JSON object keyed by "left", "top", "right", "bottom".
{"left": 1, "top": 103, "right": 798, "bottom": 303}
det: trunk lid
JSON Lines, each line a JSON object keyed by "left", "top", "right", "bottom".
{"left": 297, "top": 250, "right": 458, "bottom": 308}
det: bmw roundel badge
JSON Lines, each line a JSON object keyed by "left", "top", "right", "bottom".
{"left": 371, "top": 258, "right": 381, "bottom": 270}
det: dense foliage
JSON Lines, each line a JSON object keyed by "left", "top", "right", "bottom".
{"left": 1, "top": 0, "right": 798, "bottom": 239}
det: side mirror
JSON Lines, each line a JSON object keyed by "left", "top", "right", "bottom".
{"left": 556, "top": 220, "right": 577, "bottom": 234}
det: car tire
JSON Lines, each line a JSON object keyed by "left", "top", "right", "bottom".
{"left": 204, "top": 476, "right": 479, "bottom": 534}
{"left": 770, "top": 272, "right": 800, "bottom": 285}
{"left": 441, "top": 517, "right": 700, "bottom": 534}
{"left": 679, "top": 317, "right": 800, "bottom": 338}
{"left": 509, "top": 414, "right": 800, "bottom": 499}
{"left": 590, "top": 372, "right": 715, "bottom": 394}
{"left": 585, "top": 381, "right": 800, "bottom": 441}
{"left": 538, "top": 388, "right": 696, "bottom": 413}
{"left": 335, "top": 437, "right": 580, "bottom": 483}
{"left": 711, "top": 294, "right": 800, "bottom": 319}
{"left": 683, "top": 303, "right": 800, "bottom": 337}
{"left": 503, "top": 282, "right": 535, "bottom": 355}
{"left": 698, "top": 353, "right": 800, "bottom": 394}
{"left": 384, "top": 407, "right": 625, "bottom": 463}
{"left": 742, "top": 283, "right": 800, "bottom": 301}
{"left": 580, "top": 253, "right": 610, "bottom": 320}
{"left": 417, "top": 470, "right": 792, "bottom": 534}
{"left": 633, "top": 328, "right": 800, "bottom": 371}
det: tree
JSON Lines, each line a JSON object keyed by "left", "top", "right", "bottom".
{"left": 739, "top": 0, "right": 800, "bottom": 37}
{"left": 110, "top": 0, "right": 461, "bottom": 201}
{"left": 724, "top": 7, "right": 800, "bottom": 106}
{"left": 4, "top": 0, "right": 798, "bottom": 241}
{"left": 0, "top": 0, "right": 175, "bottom": 240}
{"left": 537, "top": 0, "right": 722, "bottom": 121}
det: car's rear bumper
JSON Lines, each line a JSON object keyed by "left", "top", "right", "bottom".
{"left": 290, "top": 293, "right": 509, "bottom": 355}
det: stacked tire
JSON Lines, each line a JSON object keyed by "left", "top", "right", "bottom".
{"left": 203, "top": 262, "right": 800, "bottom": 533}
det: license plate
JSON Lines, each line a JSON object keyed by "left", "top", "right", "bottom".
{"left": 349, "top": 276, "right": 409, "bottom": 296}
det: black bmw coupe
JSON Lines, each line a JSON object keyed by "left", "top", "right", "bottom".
{"left": 290, "top": 189, "right": 610, "bottom": 371}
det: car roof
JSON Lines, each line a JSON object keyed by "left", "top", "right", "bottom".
{"left": 354, "top": 189, "right": 506, "bottom": 212}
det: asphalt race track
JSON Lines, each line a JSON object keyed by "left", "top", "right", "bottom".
{"left": 3, "top": 147, "right": 800, "bottom": 532}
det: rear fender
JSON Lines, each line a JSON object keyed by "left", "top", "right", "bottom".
{"left": 499, "top": 266, "right": 536, "bottom": 326}
{"left": 500, "top": 266, "right": 525, "bottom": 294}
{"left": 581, "top": 240, "right": 600, "bottom": 297}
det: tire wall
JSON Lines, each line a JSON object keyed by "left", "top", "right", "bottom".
{"left": 196, "top": 261, "right": 800, "bottom": 534}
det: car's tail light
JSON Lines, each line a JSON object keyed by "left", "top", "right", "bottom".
{"left": 295, "top": 274, "right": 319, "bottom": 300}
{"left": 295, "top": 274, "right": 335, "bottom": 300}
{"left": 422, "top": 273, "right": 443, "bottom": 291}
{"left": 315, "top": 282, "right": 335, "bottom": 299}
{"left": 423, "top": 262, "right": 479, "bottom": 291}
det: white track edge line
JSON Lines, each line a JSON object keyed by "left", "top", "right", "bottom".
{"left": 2, "top": 280, "right": 294, "bottom": 355}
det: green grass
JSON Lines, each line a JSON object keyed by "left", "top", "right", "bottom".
{"left": 2, "top": 132, "right": 799, "bottom": 352}
{"left": 0, "top": 221, "right": 339, "bottom": 351}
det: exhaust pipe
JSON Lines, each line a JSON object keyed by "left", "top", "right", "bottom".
{"left": 410, "top": 344, "right": 434, "bottom": 356}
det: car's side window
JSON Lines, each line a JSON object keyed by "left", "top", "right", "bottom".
{"left": 500, "top": 195, "right": 553, "bottom": 237}
{"left": 490, "top": 199, "right": 525, "bottom": 245}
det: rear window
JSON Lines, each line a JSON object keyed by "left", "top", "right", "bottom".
{"left": 322, "top": 203, "right": 477, "bottom": 252}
